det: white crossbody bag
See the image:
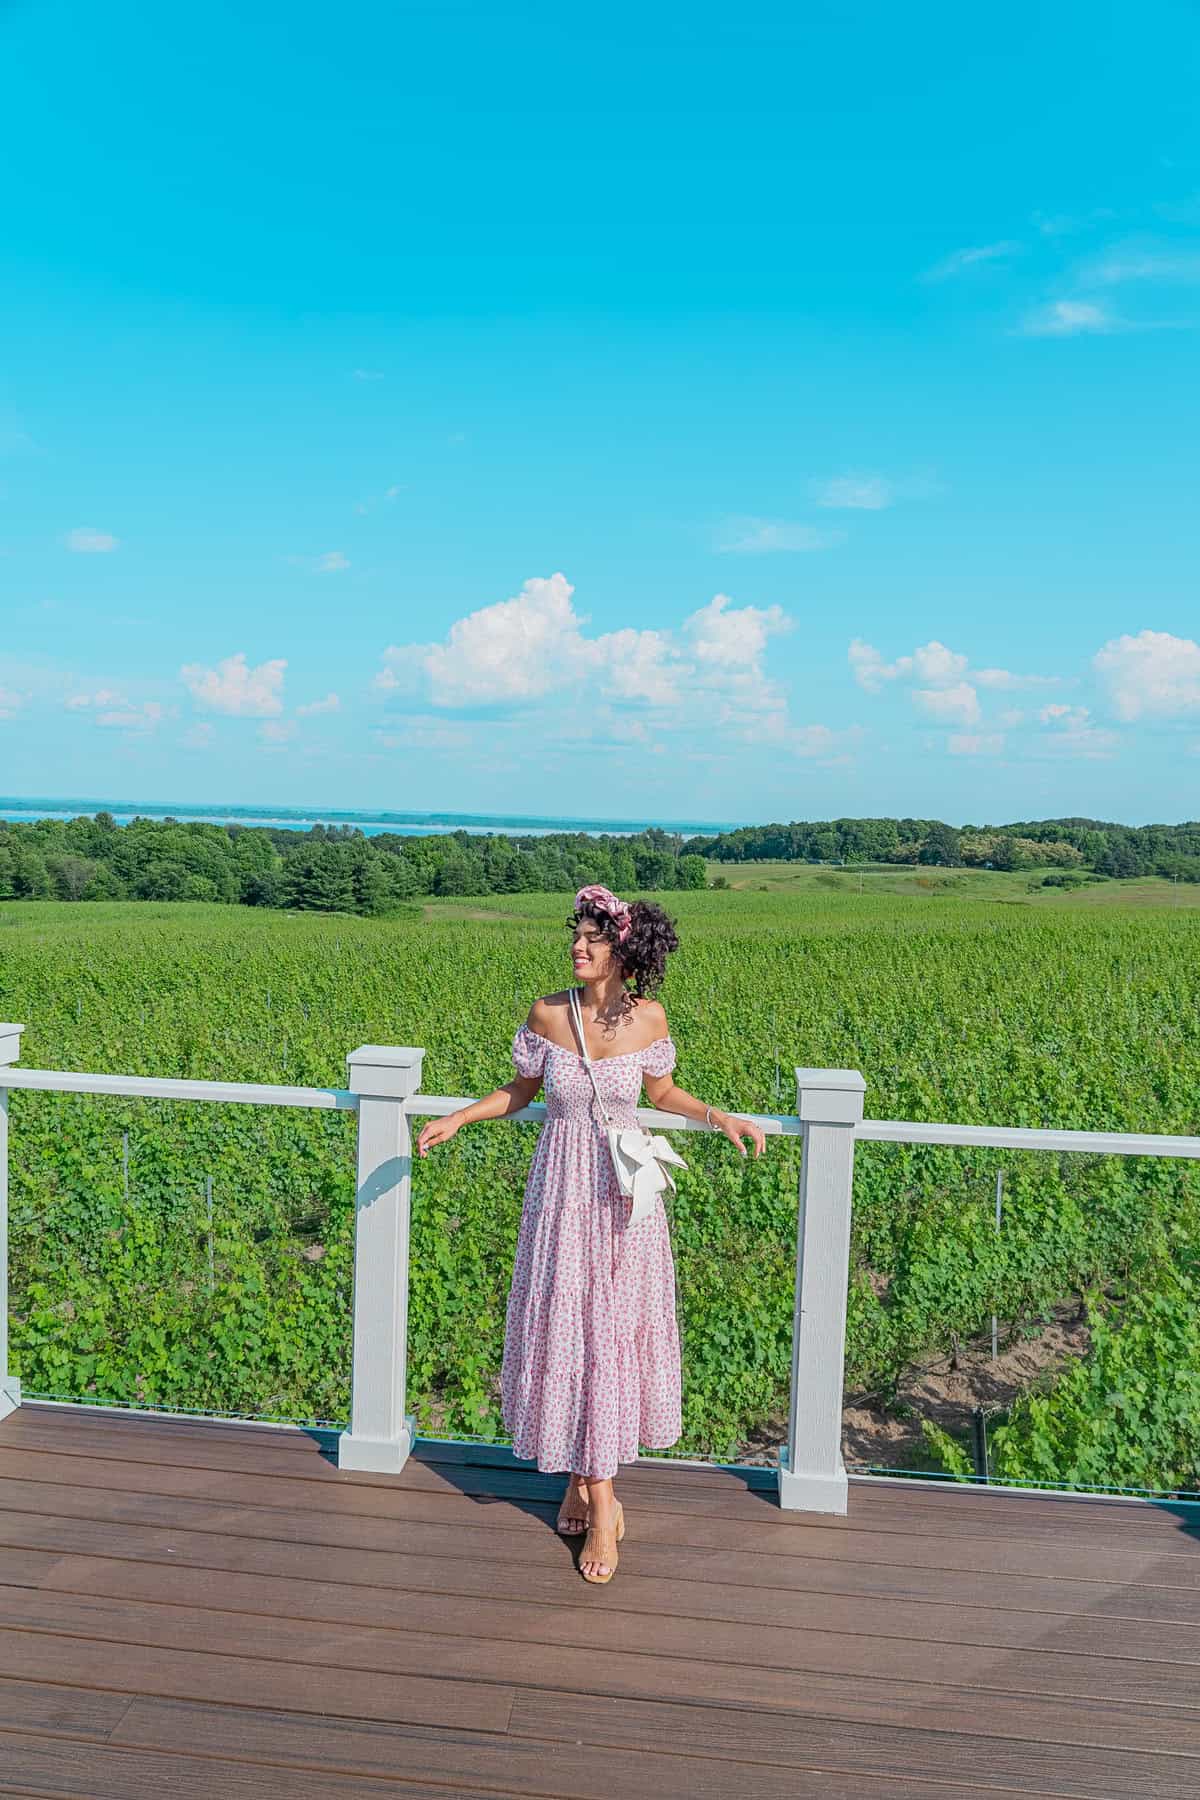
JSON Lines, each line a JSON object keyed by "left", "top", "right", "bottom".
{"left": 568, "top": 986, "right": 687, "bottom": 1228}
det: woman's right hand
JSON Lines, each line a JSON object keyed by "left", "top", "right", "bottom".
{"left": 417, "top": 1115, "right": 462, "bottom": 1158}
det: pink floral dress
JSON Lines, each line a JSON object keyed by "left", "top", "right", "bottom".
{"left": 500, "top": 1023, "right": 683, "bottom": 1479}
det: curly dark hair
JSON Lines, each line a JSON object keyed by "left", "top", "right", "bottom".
{"left": 570, "top": 897, "right": 680, "bottom": 998}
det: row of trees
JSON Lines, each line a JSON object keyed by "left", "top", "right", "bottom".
{"left": 0, "top": 814, "right": 709, "bottom": 913}
{"left": 686, "top": 815, "right": 1200, "bottom": 878}
{"left": 2, "top": 810, "right": 1198, "bottom": 914}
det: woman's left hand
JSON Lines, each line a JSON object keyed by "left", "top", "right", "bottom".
{"left": 714, "top": 1111, "right": 767, "bottom": 1158}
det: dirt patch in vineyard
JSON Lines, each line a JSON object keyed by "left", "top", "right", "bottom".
{"left": 421, "top": 904, "right": 520, "bottom": 924}
{"left": 735, "top": 1302, "right": 1091, "bottom": 1470}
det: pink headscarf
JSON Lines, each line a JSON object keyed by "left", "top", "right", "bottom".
{"left": 574, "top": 883, "right": 632, "bottom": 944}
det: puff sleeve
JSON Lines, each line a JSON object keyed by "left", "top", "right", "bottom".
{"left": 641, "top": 1037, "right": 677, "bottom": 1079}
{"left": 511, "top": 1024, "right": 547, "bottom": 1080}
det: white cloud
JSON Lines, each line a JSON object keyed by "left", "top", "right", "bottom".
{"left": 96, "top": 701, "right": 164, "bottom": 733}
{"left": 1036, "top": 703, "right": 1118, "bottom": 758}
{"left": 596, "top": 628, "right": 679, "bottom": 705}
{"left": 851, "top": 636, "right": 1068, "bottom": 740}
{"left": 1080, "top": 247, "right": 1200, "bottom": 287}
{"left": 1019, "top": 300, "right": 1114, "bottom": 337}
{"left": 374, "top": 721, "right": 473, "bottom": 753}
{"left": 356, "top": 484, "right": 405, "bottom": 514}
{"left": 66, "top": 528, "right": 119, "bottom": 553}
{"left": 258, "top": 719, "right": 297, "bottom": 748}
{"left": 1093, "top": 629, "right": 1200, "bottom": 721}
{"left": 948, "top": 732, "right": 1004, "bottom": 756}
{"left": 924, "top": 241, "right": 1022, "bottom": 280}
{"left": 376, "top": 573, "right": 840, "bottom": 761}
{"left": 297, "top": 692, "right": 341, "bottom": 716}
{"left": 686, "top": 593, "right": 790, "bottom": 668}
{"left": 848, "top": 639, "right": 898, "bottom": 692}
{"left": 998, "top": 708, "right": 1026, "bottom": 728}
{"left": 63, "top": 684, "right": 168, "bottom": 731}
{"left": 1038, "top": 702, "right": 1079, "bottom": 724}
{"left": 849, "top": 638, "right": 969, "bottom": 692}
{"left": 416, "top": 573, "right": 587, "bottom": 707}
{"left": 914, "top": 681, "right": 981, "bottom": 727}
{"left": 181, "top": 652, "right": 287, "bottom": 717}
{"left": 975, "top": 666, "right": 1061, "bottom": 690}
{"left": 387, "top": 574, "right": 710, "bottom": 712}
{"left": 1032, "top": 207, "right": 1116, "bottom": 238}
{"left": 791, "top": 723, "right": 839, "bottom": 756}
{"left": 813, "top": 475, "right": 894, "bottom": 511}
{"left": 715, "top": 517, "right": 843, "bottom": 554}
{"left": 65, "top": 687, "right": 124, "bottom": 710}
{"left": 0, "top": 685, "right": 25, "bottom": 720}
{"left": 910, "top": 642, "right": 971, "bottom": 686}
{"left": 181, "top": 722, "right": 215, "bottom": 749}
{"left": 287, "top": 549, "right": 354, "bottom": 572}
{"left": 785, "top": 722, "right": 863, "bottom": 761}
{"left": 853, "top": 640, "right": 1060, "bottom": 715}
{"left": 353, "top": 369, "right": 384, "bottom": 381}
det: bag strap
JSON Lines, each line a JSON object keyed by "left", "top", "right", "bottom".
{"left": 568, "top": 987, "right": 614, "bottom": 1129}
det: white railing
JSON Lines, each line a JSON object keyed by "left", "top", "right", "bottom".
{"left": 1, "top": 1020, "right": 1198, "bottom": 1515}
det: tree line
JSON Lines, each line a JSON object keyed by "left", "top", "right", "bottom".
{"left": 684, "top": 816, "right": 1200, "bottom": 881}
{"left": 0, "top": 810, "right": 1197, "bottom": 915}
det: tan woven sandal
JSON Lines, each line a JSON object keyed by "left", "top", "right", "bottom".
{"left": 556, "top": 1477, "right": 589, "bottom": 1536}
{"left": 579, "top": 1501, "right": 625, "bottom": 1584}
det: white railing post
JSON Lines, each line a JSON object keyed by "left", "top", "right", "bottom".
{"left": 779, "top": 1066, "right": 865, "bottom": 1515}
{"left": 0, "top": 1024, "right": 25, "bottom": 1424}
{"left": 338, "top": 1044, "right": 425, "bottom": 1474}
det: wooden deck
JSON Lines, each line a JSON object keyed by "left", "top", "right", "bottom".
{"left": 0, "top": 1406, "right": 1198, "bottom": 1798}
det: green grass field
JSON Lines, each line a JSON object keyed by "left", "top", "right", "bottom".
{"left": 2, "top": 881, "right": 1198, "bottom": 1491}
{"left": 704, "top": 858, "right": 1200, "bottom": 907}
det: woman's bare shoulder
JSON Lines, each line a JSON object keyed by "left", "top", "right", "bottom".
{"left": 632, "top": 997, "right": 669, "bottom": 1038}
{"left": 525, "top": 993, "right": 570, "bottom": 1036}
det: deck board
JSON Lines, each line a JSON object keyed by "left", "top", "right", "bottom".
{"left": 20, "top": 1506, "right": 1200, "bottom": 1625}
{"left": 38, "top": 1544, "right": 1200, "bottom": 1658}
{"left": 0, "top": 1403, "right": 1197, "bottom": 1797}
{"left": 21, "top": 1537, "right": 1200, "bottom": 1679}
{"left": 5, "top": 1467, "right": 1197, "bottom": 1591}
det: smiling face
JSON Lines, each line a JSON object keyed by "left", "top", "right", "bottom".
{"left": 571, "top": 914, "right": 619, "bottom": 983}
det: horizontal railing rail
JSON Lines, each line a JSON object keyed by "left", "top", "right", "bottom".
{"left": 411, "top": 1095, "right": 1200, "bottom": 1157}
{"left": 6, "top": 1057, "right": 1193, "bottom": 1158}
{"left": 405, "top": 1093, "right": 802, "bottom": 1134}
{"left": 0, "top": 1067, "right": 358, "bottom": 1110}
{"left": 857, "top": 1118, "right": 1200, "bottom": 1157}
{"left": 2, "top": 1017, "right": 1198, "bottom": 1516}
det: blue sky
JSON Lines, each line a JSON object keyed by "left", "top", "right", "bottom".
{"left": 2, "top": 0, "right": 1199, "bottom": 826}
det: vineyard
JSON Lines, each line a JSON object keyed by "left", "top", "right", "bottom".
{"left": 2, "top": 888, "right": 1199, "bottom": 1493}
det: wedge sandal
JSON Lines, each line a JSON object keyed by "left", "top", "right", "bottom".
{"left": 556, "top": 1478, "right": 589, "bottom": 1536}
{"left": 579, "top": 1501, "right": 625, "bottom": 1584}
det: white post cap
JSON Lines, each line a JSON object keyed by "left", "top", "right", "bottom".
{"left": 0, "top": 1024, "right": 24, "bottom": 1067}
{"left": 346, "top": 1044, "right": 425, "bottom": 1098}
{"left": 794, "top": 1067, "right": 866, "bottom": 1125}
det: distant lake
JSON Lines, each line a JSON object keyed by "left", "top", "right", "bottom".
{"left": 0, "top": 797, "right": 739, "bottom": 840}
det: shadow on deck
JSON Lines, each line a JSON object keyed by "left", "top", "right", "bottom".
{"left": 1, "top": 1402, "right": 1199, "bottom": 1797}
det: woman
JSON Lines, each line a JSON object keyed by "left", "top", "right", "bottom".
{"left": 417, "top": 883, "right": 765, "bottom": 1583}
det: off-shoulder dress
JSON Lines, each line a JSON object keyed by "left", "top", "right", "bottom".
{"left": 500, "top": 1022, "right": 683, "bottom": 1480}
